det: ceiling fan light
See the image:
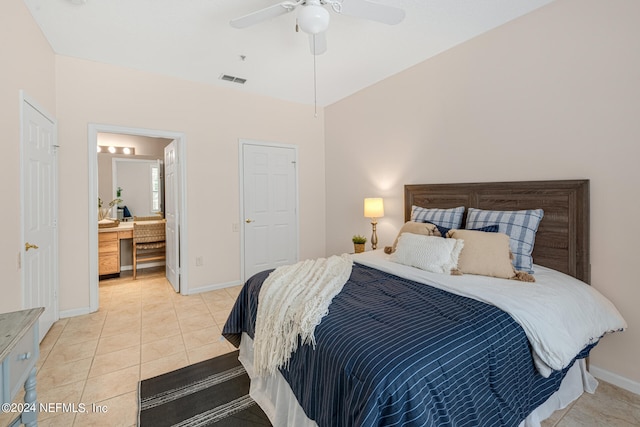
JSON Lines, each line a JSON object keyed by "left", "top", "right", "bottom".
{"left": 298, "top": 5, "right": 330, "bottom": 34}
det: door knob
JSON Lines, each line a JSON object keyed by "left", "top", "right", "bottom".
{"left": 245, "top": 219, "right": 254, "bottom": 223}
{"left": 25, "top": 242, "right": 39, "bottom": 251}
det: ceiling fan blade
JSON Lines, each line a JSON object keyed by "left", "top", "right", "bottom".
{"left": 339, "top": 0, "right": 405, "bottom": 25}
{"left": 309, "top": 32, "right": 327, "bottom": 55}
{"left": 230, "top": 1, "right": 300, "bottom": 29}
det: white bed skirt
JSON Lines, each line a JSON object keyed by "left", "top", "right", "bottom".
{"left": 237, "top": 333, "right": 598, "bottom": 427}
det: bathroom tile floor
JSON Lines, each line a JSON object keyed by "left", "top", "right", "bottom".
{"left": 1, "top": 267, "right": 638, "bottom": 426}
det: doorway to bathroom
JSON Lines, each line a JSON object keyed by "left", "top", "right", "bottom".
{"left": 88, "top": 124, "right": 188, "bottom": 312}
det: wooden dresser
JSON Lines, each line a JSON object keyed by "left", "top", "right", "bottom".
{"left": 0, "top": 307, "right": 43, "bottom": 427}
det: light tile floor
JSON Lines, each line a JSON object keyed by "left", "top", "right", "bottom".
{"left": 1, "top": 267, "right": 638, "bottom": 426}
{"left": 0, "top": 267, "right": 238, "bottom": 427}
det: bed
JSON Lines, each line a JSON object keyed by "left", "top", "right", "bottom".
{"left": 223, "top": 179, "right": 626, "bottom": 427}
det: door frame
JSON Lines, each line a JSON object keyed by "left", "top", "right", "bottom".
{"left": 20, "top": 91, "right": 59, "bottom": 330}
{"left": 238, "top": 139, "right": 299, "bottom": 283}
{"left": 88, "top": 124, "right": 189, "bottom": 312}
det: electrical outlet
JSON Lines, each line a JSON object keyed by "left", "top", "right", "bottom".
{"left": 195, "top": 256, "right": 203, "bottom": 266}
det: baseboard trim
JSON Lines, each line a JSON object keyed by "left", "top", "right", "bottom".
{"left": 59, "top": 307, "right": 92, "bottom": 318}
{"left": 590, "top": 364, "right": 640, "bottom": 395}
{"left": 185, "top": 280, "right": 243, "bottom": 296}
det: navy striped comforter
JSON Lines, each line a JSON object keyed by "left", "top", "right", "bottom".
{"left": 223, "top": 263, "right": 589, "bottom": 427}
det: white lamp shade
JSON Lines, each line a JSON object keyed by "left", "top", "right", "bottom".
{"left": 298, "top": 4, "right": 330, "bottom": 34}
{"left": 364, "top": 198, "right": 384, "bottom": 218}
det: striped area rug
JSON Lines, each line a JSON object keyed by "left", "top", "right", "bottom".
{"left": 138, "top": 350, "right": 271, "bottom": 426}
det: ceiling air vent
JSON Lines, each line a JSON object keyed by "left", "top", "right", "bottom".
{"left": 220, "top": 74, "right": 247, "bottom": 85}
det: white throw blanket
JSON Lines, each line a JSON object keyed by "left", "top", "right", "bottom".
{"left": 253, "top": 254, "right": 353, "bottom": 376}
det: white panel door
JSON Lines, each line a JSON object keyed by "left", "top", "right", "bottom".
{"left": 22, "top": 98, "right": 58, "bottom": 341}
{"left": 164, "top": 140, "right": 179, "bottom": 292}
{"left": 243, "top": 143, "right": 298, "bottom": 279}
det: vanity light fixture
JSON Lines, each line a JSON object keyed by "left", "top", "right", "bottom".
{"left": 97, "top": 146, "right": 136, "bottom": 155}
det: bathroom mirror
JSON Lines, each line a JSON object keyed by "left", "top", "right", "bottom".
{"left": 112, "top": 158, "right": 163, "bottom": 219}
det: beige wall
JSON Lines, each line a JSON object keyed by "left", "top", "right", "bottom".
{"left": 0, "top": 0, "right": 56, "bottom": 313}
{"left": 1, "top": 0, "right": 325, "bottom": 316}
{"left": 55, "top": 56, "right": 326, "bottom": 311}
{"left": 325, "top": 0, "right": 640, "bottom": 384}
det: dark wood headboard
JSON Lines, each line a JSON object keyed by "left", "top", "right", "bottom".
{"left": 404, "top": 180, "right": 590, "bottom": 283}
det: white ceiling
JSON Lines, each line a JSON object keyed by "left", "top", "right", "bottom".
{"left": 23, "top": 0, "right": 554, "bottom": 107}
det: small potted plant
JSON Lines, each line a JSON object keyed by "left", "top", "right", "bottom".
{"left": 352, "top": 234, "right": 367, "bottom": 253}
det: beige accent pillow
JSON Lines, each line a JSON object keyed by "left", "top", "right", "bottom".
{"left": 447, "top": 229, "right": 529, "bottom": 280}
{"left": 390, "top": 221, "right": 439, "bottom": 253}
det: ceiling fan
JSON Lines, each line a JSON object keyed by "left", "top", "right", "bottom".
{"left": 230, "top": 0, "right": 406, "bottom": 55}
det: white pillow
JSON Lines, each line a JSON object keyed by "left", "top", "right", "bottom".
{"left": 390, "top": 233, "right": 464, "bottom": 274}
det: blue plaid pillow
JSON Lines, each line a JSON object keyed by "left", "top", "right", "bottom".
{"left": 466, "top": 208, "right": 544, "bottom": 273}
{"left": 411, "top": 206, "right": 464, "bottom": 229}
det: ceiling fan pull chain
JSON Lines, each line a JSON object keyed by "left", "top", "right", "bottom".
{"left": 313, "top": 38, "right": 318, "bottom": 118}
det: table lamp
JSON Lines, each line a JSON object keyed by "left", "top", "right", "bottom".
{"left": 364, "top": 198, "right": 384, "bottom": 250}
